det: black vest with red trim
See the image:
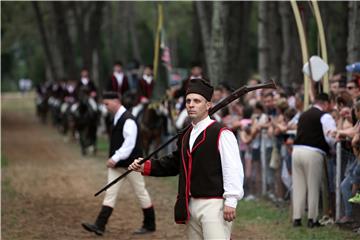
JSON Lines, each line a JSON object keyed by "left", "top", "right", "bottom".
{"left": 175, "top": 120, "right": 225, "bottom": 223}
{"left": 109, "top": 110, "right": 142, "bottom": 168}
{"left": 107, "top": 74, "right": 129, "bottom": 95}
{"left": 138, "top": 78, "right": 154, "bottom": 99}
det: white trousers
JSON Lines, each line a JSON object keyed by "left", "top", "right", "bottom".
{"left": 102, "top": 167, "right": 152, "bottom": 209}
{"left": 187, "top": 198, "right": 232, "bottom": 240}
{"left": 292, "top": 147, "right": 324, "bottom": 220}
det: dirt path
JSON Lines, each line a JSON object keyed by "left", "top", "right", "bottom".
{"left": 1, "top": 93, "right": 261, "bottom": 240}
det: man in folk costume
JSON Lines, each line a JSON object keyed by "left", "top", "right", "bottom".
{"left": 129, "top": 78, "right": 244, "bottom": 239}
{"left": 75, "top": 68, "right": 98, "bottom": 99}
{"left": 130, "top": 65, "right": 155, "bottom": 119}
{"left": 138, "top": 65, "right": 155, "bottom": 103}
{"left": 61, "top": 79, "right": 78, "bottom": 117}
{"left": 292, "top": 93, "right": 336, "bottom": 228}
{"left": 173, "top": 62, "right": 204, "bottom": 101}
{"left": 73, "top": 68, "right": 99, "bottom": 118}
{"left": 82, "top": 91, "right": 156, "bottom": 236}
{"left": 107, "top": 61, "right": 130, "bottom": 95}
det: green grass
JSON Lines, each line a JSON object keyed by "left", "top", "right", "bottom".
{"left": 236, "top": 199, "right": 357, "bottom": 240}
{"left": 2, "top": 178, "right": 16, "bottom": 200}
{"left": 1, "top": 155, "right": 9, "bottom": 168}
{"left": 97, "top": 135, "right": 109, "bottom": 152}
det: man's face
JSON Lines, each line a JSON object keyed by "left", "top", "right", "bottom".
{"left": 186, "top": 93, "right": 211, "bottom": 124}
{"left": 355, "top": 107, "right": 360, "bottom": 120}
{"left": 323, "top": 101, "right": 331, "bottom": 112}
{"left": 191, "top": 67, "right": 202, "bottom": 77}
{"left": 103, "top": 99, "right": 119, "bottom": 114}
{"left": 114, "top": 65, "right": 123, "bottom": 73}
{"left": 81, "top": 70, "right": 89, "bottom": 78}
{"left": 264, "top": 95, "right": 274, "bottom": 109}
{"left": 144, "top": 67, "right": 152, "bottom": 76}
{"left": 248, "top": 79, "right": 260, "bottom": 86}
{"left": 346, "top": 82, "right": 360, "bottom": 99}
{"left": 212, "top": 90, "right": 222, "bottom": 103}
{"left": 330, "top": 81, "right": 339, "bottom": 94}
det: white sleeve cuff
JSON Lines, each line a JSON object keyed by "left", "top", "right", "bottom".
{"left": 111, "top": 154, "right": 120, "bottom": 163}
{"left": 224, "top": 197, "right": 238, "bottom": 208}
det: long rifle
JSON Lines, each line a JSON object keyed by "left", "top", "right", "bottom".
{"left": 94, "top": 80, "right": 277, "bottom": 197}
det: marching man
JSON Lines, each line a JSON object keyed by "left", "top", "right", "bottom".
{"left": 82, "top": 91, "right": 156, "bottom": 236}
{"left": 107, "top": 61, "right": 130, "bottom": 95}
{"left": 129, "top": 78, "right": 244, "bottom": 239}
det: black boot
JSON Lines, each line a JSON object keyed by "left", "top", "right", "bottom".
{"left": 133, "top": 206, "right": 156, "bottom": 234}
{"left": 307, "top": 219, "right": 323, "bottom": 228}
{"left": 293, "top": 219, "right": 302, "bottom": 227}
{"left": 82, "top": 205, "right": 113, "bottom": 236}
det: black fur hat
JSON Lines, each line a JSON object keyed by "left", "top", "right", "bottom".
{"left": 186, "top": 78, "right": 214, "bottom": 102}
{"left": 102, "top": 91, "right": 120, "bottom": 100}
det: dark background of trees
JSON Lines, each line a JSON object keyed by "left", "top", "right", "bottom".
{"left": 1, "top": 1, "right": 359, "bottom": 92}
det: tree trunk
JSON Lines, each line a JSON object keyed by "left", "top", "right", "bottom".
{"left": 258, "top": 2, "right": 271, "bottom": 82}
{"left": 118, "top": 2, "right": 129, "bottom": 63}
{"left": 192, "top": 3, "right": 206, "bottom": 68}
{"left": 83, "top": 2, "right": 105, "bottom": 81}
{"left": 195, "top": 1, "right": 212, "bottom": 76}
{"left": 105, "top": 3, "right": 113, "bottom": 65}
{"left": 347, "top": 1, "right": 360, "bottom": 64}
{"left": 48, "top": 22, "right": 65, "bottom": 79}
{"left": 52, "top": 2, "right": 77, "bottom": 80}
{"left": 279, "top": 2, "right": 303, "bottom": 87}
{"left": 268, "top": 2, "right": 282, "bottom": 83}
{"left": 196, "top": 2, "right": 228, "bottom": 86}
{"left": 320, "top": 2, "right": 348, "bottom": 74}
{"left": 70, "top": 2, "right": 87, "bottom": 68}
{"left": 128, "top": 2, "right": 142, "bottom": 63}
{"left": 223, "top": 1, "right": 252, "bottom": 88}
{"left": 32, "top": 2, "right": 58, "bottom": 82}
{"left": 279, "top": 2, "right": 291, "bottom": 86}
{"left": 208, "top": 2, "right": 227, "bottom": 86}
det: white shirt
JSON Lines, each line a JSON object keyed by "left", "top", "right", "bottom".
{"left": 81, "top": 77, "right": 89, "bottom": 85}
{"left": 114, "top": 72, "right": 124, "bottom": 86}
{"left": 294, "top": 105, "right": 337, "bottom": 155}
{"left": 190, "top": 75, "right": 202, "bottom": 80}
{"left": 189, "top": 116, "right": 244, "bottom": 208}
{"left": 142, "top": 74, "right": 153, "bottom": 84}
{"left": 111, "top": 106, "right": 138, "bottom": 162}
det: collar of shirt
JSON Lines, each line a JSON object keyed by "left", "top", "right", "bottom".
{"left": 81, "top": 78, "right": 89, "bottom": 85}
{"left": 190, "top": 75, "right": 202, "bottom": 80}
{"left": 143, "top": 75, "right": 153, "bottom": 84}
{"left": 189, "top": 116, "right": 214, "bottom": 151}
{"left": 113, "top": 105, "right": 126, "bottom": 126}
{"left": 114, "top": 72, "right": 124, "bottom": 84}
{"left": 314, "top": 104, "right": 324, "bottom": 111}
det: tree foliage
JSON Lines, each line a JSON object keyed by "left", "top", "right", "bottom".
{"left": 1, "top": 1, "right": 358, "bottom": 92}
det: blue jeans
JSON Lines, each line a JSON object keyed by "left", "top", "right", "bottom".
{"left": 340, "top": 176, "right": 353, "bottom": 217}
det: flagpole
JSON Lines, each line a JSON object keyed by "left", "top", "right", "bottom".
{"left": 153, "top": 3, "right": 163, "bottom": 82}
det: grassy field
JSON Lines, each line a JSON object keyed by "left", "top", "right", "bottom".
{"left": 235, "top": 199, "right": 356, "bottom": 240}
